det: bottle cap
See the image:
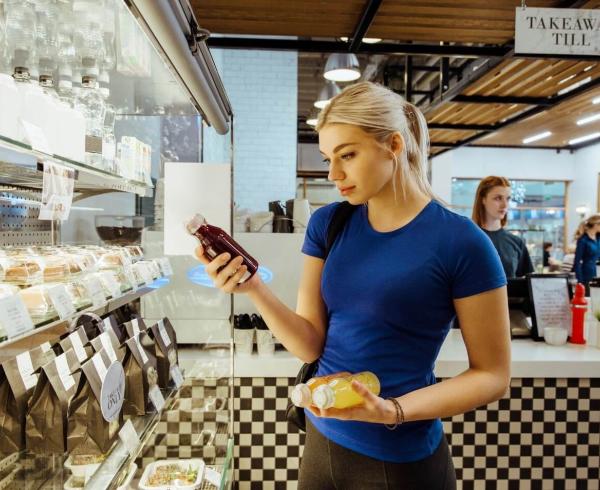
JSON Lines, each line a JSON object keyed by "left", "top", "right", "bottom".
{"left": 290, "top": 384, "right": 311, "bottom": 407}
{"left": 185, "top": 214, "right": 207, "bottom": 235}
{"left": 312, "top": 385, "right": 334, "bottom": 410}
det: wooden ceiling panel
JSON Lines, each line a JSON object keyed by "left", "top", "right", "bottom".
{"left": 430, "top": 129, "right": 480, "bottom": 143}
{"left": 428, "top": 102, "right": 531, "bottom": 125}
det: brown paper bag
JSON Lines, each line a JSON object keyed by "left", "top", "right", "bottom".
{"left": 0, "top": 345, "right": 56, "bottom": 454}
{"left": 60, "top": 328, "right": 93, "bottom": 365}
{"left": 122, "top": 317, "right": 148, "bottom": 339}
{"left": 100, "top": 315, "right": 127, "bottom": 344}
{"left": 123, "top": 332, "right": 158, "bottom": 416}
{"left": 67, "top": 350, "right": 122, "bottom": 455}
{"left": 26, "top": 349, "right": 81, "bottom": 453}
{"left": 90, "top": 328, "right": 125, "bottom": 364}
{"left": 148, "top": 318, "right": 178, "bottom": 389}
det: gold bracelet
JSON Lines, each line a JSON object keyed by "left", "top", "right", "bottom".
{"left": 384, "top": 397, "right": 404, "bottom": 430}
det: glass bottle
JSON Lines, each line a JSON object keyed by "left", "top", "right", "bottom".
{"left": 57, "top": 2, "right": 77, "bottom": 69}
{"left": 312, "top": 372, "right": 381, "bottom": 410}
{"left": 186, "top": 214, "right": 259, "bottom": 282}
{"left": 73, "top": 5, "right": 104, "bottom": 78}
{"left": 291, "top": 372, "right": 351, "bottom": 408}
{"left": 34, "top": 0, "right": 59, "bottom": 82}
{"left": 75, "top": 75, "right": 105, "bottom": 168}
{"left": 5, "top": 0, "right": 37, "bottom": 79}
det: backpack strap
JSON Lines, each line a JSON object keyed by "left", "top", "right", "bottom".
{"left": 324, "top": 202, "right": 358, "bottom": 259}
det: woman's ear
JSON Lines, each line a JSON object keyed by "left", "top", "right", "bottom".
{"left": 389, "top": 132, "right": 404, "bottom": 156}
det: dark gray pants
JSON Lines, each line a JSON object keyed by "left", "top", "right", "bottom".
{"left": 298, "top": 419, "right": 456, "bottom": 490}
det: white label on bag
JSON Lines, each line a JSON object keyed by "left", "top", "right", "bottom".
{"left": 133, "top": 334, "right": 149, "bottom": 365}
{"left": 170, "top": 364, "right": 184, "bottom": 388}
{"left": 118, "top": 419, "right": 140, "bottom": 456}
{"left": 157, "top": 319, "right": 171, "bottom": 347}
{"left": 92, "top": 354, "right": 108, "bottom": 382}
{"left": 48, "top": 284, "right": 76, "bottom": 319}
{"left": 99, "top": 332, "right": 118, "bottom": 363}
{"left": 159, "top": 258, "right": 173, "bottom": 276}
{"left": 55, "top": 354, "right": 75, "bottom": 391}
{"left": 101, "top": 317, "right": 112, "bottom": 333}
{"left": 123, "top": 265, "right": 138, "bottom": 292}
{"left": 0, "top": 295, "right": 35, "bottom": 338}
{"left": 131, "top": 318, "right": 141, "bottom": 335}
{"left": 204, "top": 467, "right": 222, "bottom": 488}
{"left": 84, "top": 277, "right": 106, "bottom": 308}
{"left": 70, "top": 331, "right": 88, "bottom": 363}
{"left": 149, "top": 385, "right": 165, "bottom": 411}
{"left": 16, "top": 352, "right": 37, "bottom": 390}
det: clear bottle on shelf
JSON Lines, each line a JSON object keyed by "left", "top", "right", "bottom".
{"left": 5, "top": 0, "right": 37, "bottom": 79}
{"left": 75, "top": 75, "right": 106, "bottom": 168}
{"left": 34, "top": 0, "right": 59, "bottom": 83}
{"left": 291, "top": 371, "right": 351, "bottom": 408}
{"left": 102, "top": 102, "right": 117, "bottom": 174}
{"left": 73, "top": 5, "right": 105, "bottom": 78}
{"left": 57, "top": 2, "right": 77, "bottom": 69}
{"left": 312, "top": 371, "right": 381, "bottom": 410}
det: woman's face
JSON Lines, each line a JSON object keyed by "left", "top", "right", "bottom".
{"left": 482, "top": 186, "right": 511, "bottom": 222}
{"left": 319, "top": 123, "right": 398, "bottom": 205}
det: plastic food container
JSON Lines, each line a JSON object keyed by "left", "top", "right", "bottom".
{"left": 0, "top": 283, "right": 20, "bottom": 299}
{"left": 64, "top": 475, "right": 85, "bottom": 490}
{"left": 1, "top": 256, "right": 43, "bottom": 285}
{"left": 138, "top": 459, "right": 205, "bottom": 489}
{"left": 40, "top": 255, "right": 71, "bottom": 282}
{"left": 18, "top": 284, "right": 58, "bottom": 320}
{"left": 64, "top": 454, "right": 105, "bottom": 479}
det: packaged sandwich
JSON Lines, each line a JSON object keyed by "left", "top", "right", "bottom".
{"left": 26, "top": 349, "right": 81, "bottom": 453}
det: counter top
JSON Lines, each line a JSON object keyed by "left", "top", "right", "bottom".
{"left": 233, "top": 329, "right": 600, "bottom": 378}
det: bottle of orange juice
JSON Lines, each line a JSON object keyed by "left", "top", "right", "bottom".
{"left": 290, "top": 371, "right": 351, "bottom": 408}
{"left": 312, "top": 371, "right": 380, "bottom": 410}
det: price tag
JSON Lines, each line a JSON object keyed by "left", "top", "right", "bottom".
{"left": 159, "top": 258, "right": 173, "bottom": 276}
{"left": 70, "top": 331, "right": 88, "bottom": 363}
{"left": 0, "top": 295, "right": 35, "bottom": 338}
{"left": 48, "top": 284, "right": 76, "bottom": 319}
{"left": 138, "top": 264, "right": 153, "bottom": 286}
{"left": 55, "top": 354, "right": 75, "bottom": 391}
{"left": 157, "top": 319, "right": 172, "bottom": 347}
{"left": 204, "top": 467, "right": 222, "bottom": 488}
{"left": 16, "top": 352, "right": 37, "bottom": 390}
{"left": 118, "top": 419, "right": 141, "bottom": 456}
{"left": 83, "top": 277, "right": 106, "bottom": 308}
{"left": 92, "top": 354, "right": 108, "bottom": 382}
{"left": 123, "top": 265, "right": 138, "bottom": 292}
{"left": 133, "top": 334, "right": 149, "bottom": 365}
{"left": 170, "top": 364, "right": 184, "bottom": 388}
{"left": 102, "top": 272, "right": 121, "bottom": 299}
{"left": 149, "top": 385, "right": 165, "bottom": 411}
{"left": 130, "top": 318, "right": 141, "bottom": 335}
{"left": 21, "top": 120, "right": 53, "bottom": 155}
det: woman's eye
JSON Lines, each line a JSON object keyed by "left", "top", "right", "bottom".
{"left": 341, "top": 152, "right": 355, "bottom": 161}
{"left": 322, "top": 159, "right": 330, "bottom": 166}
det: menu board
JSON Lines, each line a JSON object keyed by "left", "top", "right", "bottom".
{"left": 528, "top": 275, "right": 571, "bottom": 340}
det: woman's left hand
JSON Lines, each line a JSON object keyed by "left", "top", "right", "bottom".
{"left": 305, "top": 380, "right": 397, "bottom": 425}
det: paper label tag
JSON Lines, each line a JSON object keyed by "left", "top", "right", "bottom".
{"left": 83, "top": 277, "right": 106, "bottom": 308}
{"left": 131, "top": 318, "right": 141, "bottom": 335}
{"left": 204, "top": 467, "right": 222, "bottom": 488}
{"left": 48, "top": 284, "right": 76, "bottom": 319}
{"left": 99, "top": 332, "right": 118, "bottom": 363}
{"left": 70, "top": 331, "right": 88, "bottom": 363}
{"left": 55, "top": 354, "right": 75, "bottom": 391}
{"left": 38, "top": 161, "right": 75, "bottom": 221}
{"left": 92, "top": 354, "right": 108, "bottom": 382}
{"left": 123, "top": 266, "right": 138, "bottom": 292}
{"left": 100, "top": 362, "right": 125, "bottom": 422}
{"left": 139, "top": 265, "right": 153, "bottom": 286}
{"left": 16, "top": 352, "right": 37, "bottom": 390}
{"left": 149, "top": 385, "right": 165, "bottom": 411}
{"left": 159, "top": 258, "right": 173, "bottom": 276}
{"left": 170, "top": 364, "right": 184, "bottom": 388}
{"left": 133, "top": 334, "right": 149, "bottom": 365}
{"left": 0, "top": 295, "right": 35, "bottom": 338}
{"left": 157, "top": 319, "right": 171, "bottom": 348}
{"left": 118, "top": 419, "right": 141, "bottom": 456}
{"left": 40, "top": 342, "right": 52, "bottom": 353}
{"left": 100, "top": 317, "right": 111, "bottom": 333}
{"left": 102, "top": 272, "right": 121, "bottom": 299}
{"left": 21, "top": 119, "right": 53, "bottom": 155}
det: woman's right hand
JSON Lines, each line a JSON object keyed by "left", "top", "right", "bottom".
{"left": 194, "top": 245, "right": 260, "bottom": 294}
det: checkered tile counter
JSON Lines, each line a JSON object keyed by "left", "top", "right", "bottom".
{"left": 233, "top": 377, "right": 600, "bottom": 490}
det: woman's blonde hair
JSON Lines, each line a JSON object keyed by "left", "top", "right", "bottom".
{"left": 316, "top": 81, "right": 434, "bottom": 200}
{"left": 471, "top": 176, "right": 511, "bottom": 228}
{"left": 574, "top": 214, "right": 600, "bottom": 241}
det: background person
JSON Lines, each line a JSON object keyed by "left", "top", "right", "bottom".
{"left": 573, "top": 214, "right": 600, "bottom": 289}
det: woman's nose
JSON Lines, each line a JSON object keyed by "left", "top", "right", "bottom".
{"left": 328, "top": 164, "right": 344, "bottom": 181}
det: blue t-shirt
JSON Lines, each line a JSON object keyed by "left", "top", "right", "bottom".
{"left": 301, "top": 200, "right": 506, "bottom": 463}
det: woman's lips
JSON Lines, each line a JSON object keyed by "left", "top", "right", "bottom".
{"left": 339, "top": 186, "right": 356, "bottom": 195}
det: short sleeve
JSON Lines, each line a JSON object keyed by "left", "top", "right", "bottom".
{"left": 449, "top": 219, "right": 507, "bottom": 299}
{"left": 301, "top": 203, "right": 339, "bottom": 259}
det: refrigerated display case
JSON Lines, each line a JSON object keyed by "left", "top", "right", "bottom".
{"left": 0, "top": 0, "right": 234, "bottom": 488}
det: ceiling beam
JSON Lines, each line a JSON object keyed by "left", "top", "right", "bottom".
{"left": 452, "top": 94, "right": 554, "bottom": 106}
{"left": 429, "top": 123, "right": 497, "bottom": 131}
{"left": 207, "top": 38, "right": 511, "bottom": 58}
{"left": 348, "top": 0, "right": 383, "bottom": 53}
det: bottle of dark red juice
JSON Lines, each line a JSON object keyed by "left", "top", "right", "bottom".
{"left": 186, "top": 213, "right": 259, "bottom": 282}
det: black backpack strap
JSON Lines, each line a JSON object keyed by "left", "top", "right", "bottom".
{"left": 324, "top": 202, "right": 358, "bottom": 259}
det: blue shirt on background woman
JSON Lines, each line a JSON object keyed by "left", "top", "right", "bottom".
{"left": 574, "top": 215, "right": 600, "bottom": 285}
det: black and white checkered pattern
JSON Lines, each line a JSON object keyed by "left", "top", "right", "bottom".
{"left": 233, "top": 377, "right": 600, "bottom": 490}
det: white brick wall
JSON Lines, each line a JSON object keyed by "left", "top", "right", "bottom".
{"left": 203, "top": 49, "right": 298, "bottom": 212}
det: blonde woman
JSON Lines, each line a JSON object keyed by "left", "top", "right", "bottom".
{"left": 574, "top": 214, "right": 600, "bottom": 286}
{"left": 472, "top": 176, "right": 534, "bottom": 278}
{"left": 194, "top": 82, "right": 510, "bottom": 489}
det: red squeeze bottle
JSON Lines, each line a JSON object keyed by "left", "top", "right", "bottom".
{"left": 186, "top": 213, "right": 259, "bottom": 283}
{"left": 570, "top": 283, "right": 587, "bottom": 344}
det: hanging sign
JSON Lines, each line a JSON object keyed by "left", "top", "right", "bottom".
{"left": 515, "top": 7, "right": 600, "bottom": 56}
{"left": 38, "top": 161, "right": 75, "bottom": 221}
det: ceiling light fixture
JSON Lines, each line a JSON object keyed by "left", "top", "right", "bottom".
{"left": 577, "top": 113, "right": 600, "bottom": 126}
{"left": 593, "top": 96, "right": 600, "bottom": 104}
{"left": 558, "top": 74, "right": 576, "bottom": 85}
{"left": 323, "top": 53, "right": 361, "bottom": 82}
{"left": 522, "top": 131, "right": 552, "bottom": 144}
{"left": 314, "top": 81, "right": 341, "bottom": 109}
{"left": 569, "top": 132, "right": 600, "bottom": 145}
{"left": 306, "top": 116, "right": 318, "bottom": 127}
{"left": 340, "top": 37, "right": 382, "bottom": 44}
{"left": 557, "top": 76, "right": 591, "bottom": 96}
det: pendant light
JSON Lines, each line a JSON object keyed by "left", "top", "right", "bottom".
{"left": 314, "top": 81, "right": 341, "bottom": 109}
{"left": 323, "top": 53, "right": 361, "bottom": 82}
{"left": 306, "top": 111, "right": 319, "bottom": 127}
